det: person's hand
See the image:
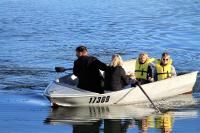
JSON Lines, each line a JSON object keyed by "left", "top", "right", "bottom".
{"left": 148, "top": 77, "right": 154, "bottom": 82}
{"left": 135, "top": 80, "right": 141, "bottom": 85}
{"left": 126, "top": 72, "right": 135, "bottom": 79}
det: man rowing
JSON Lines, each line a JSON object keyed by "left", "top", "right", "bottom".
{"left": 73, "top": 45, "right": 107, "bottom": 93}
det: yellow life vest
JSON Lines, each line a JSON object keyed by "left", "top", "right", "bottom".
{"left": 147, "top": 116, "right": 154, "bottom": 128}
{"left": 155, "top": 60, "right": 172, "bottom": 81}
{"left": 155, "top": 113, "right": 173, "bottom": 131}
{"left": 163, "top": 113, "right": 173, "bottom": 131}
{"left": 135, "top": 58, "right": 155, "bottom": 80}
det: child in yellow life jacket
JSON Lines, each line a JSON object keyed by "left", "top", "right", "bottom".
{"left": 134, "top": 52, "right": 155, "bottom": 85}
{"left": 154, "top": 52, "right": 176, "bottom": 81}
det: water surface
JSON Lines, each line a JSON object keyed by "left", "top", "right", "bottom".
{"left": 0, "top": 0, "right": 200, "bottom": 132}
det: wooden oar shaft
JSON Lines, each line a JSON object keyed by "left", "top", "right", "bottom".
{"left": 137, "top": 84, "right": 161, "bottom": 113}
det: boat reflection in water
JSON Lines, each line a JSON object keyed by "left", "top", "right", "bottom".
{"left": 136, "top": 112, "right": 173, "bottom": 133}
{"left": 72, "top": 119, "right": 133, "bottom": 133}
{"left": 44, "top": 105, "right": 154, "bottom": 133}
{"left": 45, "top": 94, "right": 199, "bottom": 133}
{"left": 45, "top": 105, "right": 197, "bottom": 133}
{"left": 45, "top": 105, "right": 155, "bottom": 124}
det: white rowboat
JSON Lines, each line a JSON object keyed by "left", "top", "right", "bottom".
{"left": 44, "top": 60, "right": 198, "bottom": 107}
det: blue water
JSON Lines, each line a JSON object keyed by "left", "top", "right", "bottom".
{"left": 0, "top": 0, "right": 200, "bottom": 132}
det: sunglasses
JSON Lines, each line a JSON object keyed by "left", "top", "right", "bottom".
{"left": 162, "top": 58, "right": 169, "bottom": 61}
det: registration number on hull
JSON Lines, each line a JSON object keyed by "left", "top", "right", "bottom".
{"left": 89, "top": 96, "right": 110, "bottom": 104}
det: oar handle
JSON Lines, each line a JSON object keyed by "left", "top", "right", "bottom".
{"left": 65, "top": 68, "right": 73, "bottom": 70}
{"left": 137, "top": 83, "right": 161, "bottom": 113}
{"left": 55, "top": 67, "right": 73, "bottom": 72}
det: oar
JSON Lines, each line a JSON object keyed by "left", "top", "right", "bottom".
{"left": 136, "top": 82, "right": 161, "bottom": 113}
{"left": 55, "top": 67, "right": 73, "bottom": 72}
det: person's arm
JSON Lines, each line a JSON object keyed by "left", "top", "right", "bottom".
{"left": 147, "top": 65, "right": 153, "bottom": 79}
{"left": 171, "top": 65, "right": 177, "bottom": 77}
{"left": 94, "top": 59, "right": 108, "bottom": 71}
{"left": 154, "top": 68, "right": 158, "bottom": 81}
{"left": 120, "top": 68, "right": 130, "bottom": 86}
{"left": 147, "top": 64, "right": 155, "bottom": 82}
{"left": 73, "top": 60, "right": 79, "bottom": 76}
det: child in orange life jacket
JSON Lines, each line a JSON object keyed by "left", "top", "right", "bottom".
{"left": 154, "top": 52, "right": 176, "bottom": 81}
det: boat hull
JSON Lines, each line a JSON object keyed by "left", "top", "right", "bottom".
{"left": 44, "top": 71, "right": 198, "bottom": 107}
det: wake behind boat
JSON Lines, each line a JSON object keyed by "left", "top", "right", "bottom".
{"left": 44, "top": 60, "right": 198, "bottom": 107}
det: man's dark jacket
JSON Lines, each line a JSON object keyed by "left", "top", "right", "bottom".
{"left": 73, "top": 56, "right": 107, "bottom": 93}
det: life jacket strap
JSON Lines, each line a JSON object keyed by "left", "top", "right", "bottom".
{"left": 135, "top": 70, "right": 148, "bottom": 76}
{"left": 156, "top": 72, "right": 172, "bottom": 75}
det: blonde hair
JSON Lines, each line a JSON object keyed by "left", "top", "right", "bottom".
{"left": 138, "top": 52, "right": 149, "bottom": 59}
{"left": 110, "top": 54, "right": 123, "bottom": 67}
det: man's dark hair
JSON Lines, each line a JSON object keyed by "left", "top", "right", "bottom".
{"left": 162, "top": 52, "right": 169, "bottom": 57}
{"left": 76, "top": 45, "right": 88, "bottom": 52}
